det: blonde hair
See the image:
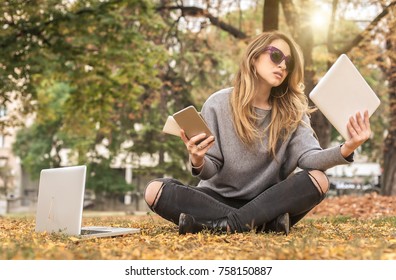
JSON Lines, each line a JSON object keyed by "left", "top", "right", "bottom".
{"left": 230, "top": 31, "right": 311, "bottom": 158}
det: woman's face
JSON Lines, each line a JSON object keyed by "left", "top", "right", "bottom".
{"left": 254, "top": 39, "right": 292, "bottom": 88}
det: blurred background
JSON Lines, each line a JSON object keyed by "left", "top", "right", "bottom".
{"left": 0, "top": 0, "right": 395, "bottom": 215}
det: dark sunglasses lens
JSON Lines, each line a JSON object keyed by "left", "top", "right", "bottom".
{"left": 270, "top": 50, "right": 283, "bottom": 64}
{"left": 286, "top": 59, "right": 294, "bottom": 71}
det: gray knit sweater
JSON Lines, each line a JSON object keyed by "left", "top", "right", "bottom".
{"left": 192, "top": 87, "right": 352, "bottom": 200}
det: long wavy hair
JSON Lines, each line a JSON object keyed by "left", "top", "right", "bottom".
{"left": 230, "top": 31, "right": 311, "bottom": 158}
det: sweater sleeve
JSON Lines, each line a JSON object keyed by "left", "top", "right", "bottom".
{"left": 284, "top": 115, "right": 353, "bottom": 172}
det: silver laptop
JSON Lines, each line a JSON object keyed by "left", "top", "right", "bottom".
{"left": 309, "top": 54, "right": 380, "bottom": 140}
{"left": 35, "top": 165, "right": 140, "bottom": 238}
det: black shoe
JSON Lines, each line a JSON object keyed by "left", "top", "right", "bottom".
{"left": 178, "top": 213, "right": 228, "bottom": 235}
{"left": 265, "top": 213, "right": 290, "bottom": 235}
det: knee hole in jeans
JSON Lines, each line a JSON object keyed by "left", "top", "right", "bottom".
{"left": 144, "top": 180, "right": 164, "bottom": 208}
{"left": 307, "top": 170, "right": 329, "bottom": 195}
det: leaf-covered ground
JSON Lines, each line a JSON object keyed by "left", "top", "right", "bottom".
{"left": 1, "top": 194, "right": 395, "bottom": 260}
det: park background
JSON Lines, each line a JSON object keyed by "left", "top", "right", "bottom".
{"left": 0, "top": 0, "right": 395, "bottom": 261}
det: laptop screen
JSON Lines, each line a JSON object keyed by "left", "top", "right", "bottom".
{"left": 35, "top": 166, "right": 86, "bottom": 235}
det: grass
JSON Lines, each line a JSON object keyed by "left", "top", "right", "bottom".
{"left": 1, "top": 214, "right": 395, "bottom": 260}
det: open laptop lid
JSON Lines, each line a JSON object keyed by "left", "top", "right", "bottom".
{"left": 35, "top": 165, "right": 86, "bottom": 235}
{"left": 309, "top": 54, "right": 380, "bottom": 140}
{"left": 35, "top": 165, "right": 140, "bottom": 238}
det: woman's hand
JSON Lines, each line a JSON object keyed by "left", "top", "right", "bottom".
{"left": 341, "top": 110, "right": 371, "bottom": 158}
{"left": 180, "top": 129, "right": 215, "bottom": 171}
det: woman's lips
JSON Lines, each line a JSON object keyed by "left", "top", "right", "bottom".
{"left": 273, "top": 71, "right": 283, "bottom": 79}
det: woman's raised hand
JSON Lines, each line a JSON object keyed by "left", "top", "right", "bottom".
{"left": 341, "top": 110, "right": 371, "bottom": 158}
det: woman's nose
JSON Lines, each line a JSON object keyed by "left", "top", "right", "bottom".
{"left": 278, "top": 60, "right": 287, "bottom": 70}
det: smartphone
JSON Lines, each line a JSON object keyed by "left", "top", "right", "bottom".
{"left": 173, "top": 106, "right": 213, "bottom": 141}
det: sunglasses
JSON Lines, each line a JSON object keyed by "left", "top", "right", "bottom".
{"left": 263, "top": 46, "right": 294, "bottom": 71}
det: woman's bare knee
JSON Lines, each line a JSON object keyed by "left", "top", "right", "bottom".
{"left": 144, "top": 181, "right": 164, "bottom": 207}
{"left": 308, "top": 170, "right": 329, "bottom": 194}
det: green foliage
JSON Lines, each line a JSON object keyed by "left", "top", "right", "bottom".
{"left": 6, "top": 0, "right": 169, "bottom": 190}
{"left": 12, "top": 81, "right": 72, "bottom": 179}
{"left": 8, "top": 0, "right": 224, "bottom": 192}
{"left": 86, "top": 161, "right": 133, "bottom": 194}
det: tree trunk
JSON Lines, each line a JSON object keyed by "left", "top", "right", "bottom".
{"left": 280, "top": 0, "right": 299, "bottom": 38}
{"left": 279, "top": 0, "right": 331, "bottom": 147}
{"left": 382, "top": 33, "right": 396, "bottom": 195}
{"left": 263, "top": 0, "right": 279, "bottom": 31}
{"left": 299, "top": 2, "right": 331, "bottom": 148}
{"left": 383, "top": 145, "right": 396, "bottom": 195}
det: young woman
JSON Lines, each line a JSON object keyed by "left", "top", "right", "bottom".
{"left": 144, "top": 31, "right": 371, "bottom": 235}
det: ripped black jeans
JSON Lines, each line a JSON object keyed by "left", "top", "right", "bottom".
{"left": 145, "top": 170, "right": 326, "bottom": 233}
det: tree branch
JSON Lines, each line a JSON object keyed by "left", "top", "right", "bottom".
{"left": 156, "top": 5, "right": 248, "bottom": 39}
{"left": 328, "top": 1, "right": 396, "bottom": 55}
